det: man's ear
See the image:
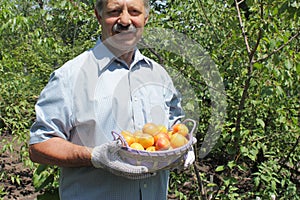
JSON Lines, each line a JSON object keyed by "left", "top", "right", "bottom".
{"left": 144, "top": 15, "right": 149, "bottom": 25}
{"left": 94, "top": 8, "right": 102, "bottom": 24}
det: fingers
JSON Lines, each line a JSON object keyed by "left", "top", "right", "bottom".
{"left": 108, "top": 154, "right": 149, "bottom": 174}
{"left": 192, "top": 136, "right": 197, "bottom": 145}
{"left": 184, "top": 150, "right": 195, "bottom": 169}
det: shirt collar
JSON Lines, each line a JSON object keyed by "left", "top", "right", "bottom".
{"left": 92, "top": 38, "right": 153, "bottom": 72}
{"left": 131, "top": 48, "right": 153, "bottom": 69}
{"left": 92, "top": 39, "right": 116, "bottom": 72}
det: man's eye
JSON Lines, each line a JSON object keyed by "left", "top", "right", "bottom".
{"left": 129, "top": 10, "right": 141, "bottom": 16}
{"left": 108, "top": 10, "right": 121, "bottom": 15}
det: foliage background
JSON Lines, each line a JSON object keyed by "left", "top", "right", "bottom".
{"left": 0, "top": 0, "right": 299, "bottom": 199}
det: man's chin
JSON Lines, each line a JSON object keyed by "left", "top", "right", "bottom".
{"left": 104, "top": 34, "right": 140, "bottom": 53}
{"left": 114, "top": 32, "right": 138, "bottom": 42}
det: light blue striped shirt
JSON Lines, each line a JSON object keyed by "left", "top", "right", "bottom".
{"left": 30, "top": 41, "right": 184, "bottom": 200}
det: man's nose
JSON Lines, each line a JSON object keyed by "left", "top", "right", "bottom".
{"left": 119, "top": 10, "right": 131, "bottom": 26}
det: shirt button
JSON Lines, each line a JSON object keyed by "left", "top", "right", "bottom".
{"left": 143, "top": 183, "right": 147, "bottom": 188}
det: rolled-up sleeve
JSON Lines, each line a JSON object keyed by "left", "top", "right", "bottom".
{"left": 29, "top": 69, "right": 73, "bottom": 144}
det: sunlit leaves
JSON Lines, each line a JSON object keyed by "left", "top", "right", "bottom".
{"left": 151, "top": 0, "right": 299, "bottom": 199}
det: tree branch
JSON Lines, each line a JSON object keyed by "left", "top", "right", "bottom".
{"left": 249, "top": 2, "right": 264, "bottom": 61}
{"left": 234, "top": 0, "right": 256, "bottom": 137}
{"left": 255, "top": 29, "right": 300, "bottom": 63}
{"left": 234, "top": 1, "right": 264, "bottom": 153}
{"left": 234, "top": 0, "right": 251, "bottom": 58}
{"left": 237, "top": 0, "right": 246, "bottom": 5}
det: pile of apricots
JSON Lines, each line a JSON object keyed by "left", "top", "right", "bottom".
{"left": 121, "top": 123, "right": 189, "bottom": 151}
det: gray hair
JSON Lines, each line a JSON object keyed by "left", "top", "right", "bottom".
{"left": 95, "top": 0, "right": 150, "bottom": 17}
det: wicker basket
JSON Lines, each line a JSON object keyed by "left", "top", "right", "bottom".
{"left": 112, "top": 119, "right": 197, "bottom": 172}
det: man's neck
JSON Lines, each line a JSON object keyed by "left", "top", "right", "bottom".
{"left": 119, "top": 52, "right": 134, "bottom": 67}
{"left": 106, "top": 44, "right": 135, "bottom": 67}
{"left": 100, "top": 36, "right": 137, "bottom": 67}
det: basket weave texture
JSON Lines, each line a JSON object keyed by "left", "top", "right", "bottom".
{"left": 112, "top": 119, "right": 196, "bottom": 172}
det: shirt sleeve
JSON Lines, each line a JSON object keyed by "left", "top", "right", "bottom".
{"left": 29, "top": 69, "right": 73, "bottom": 144}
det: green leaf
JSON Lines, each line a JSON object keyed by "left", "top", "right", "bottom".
{"left": 254, "top": 177, "right": 260, "bottom": 187}
{"left": 296, "top": 63, "right": 300, "bottom": 75}
{"left": 207, "top": 183, "right": 217, "bottom": 187}
{"left": 271, "top": 180, "right": 276, "bottom": 190}
{"left": 36, "top": 164, "right": 49, "bottom": 175}
{"left": 226, "top": 145, "right": 237, "bottom": 155}
{"left": 240, "top": 146, "right": 248, "bottom": 154}
{"left": 227, "top": 161, "right": 236, "bottom": 169}
{"left": 215, "top": 165, "right": 225, "bottom": 172}
{"left": 256, "top": 118, "right": 265, "bottom": 128}
{"left": 285, "top": 59, "right": 292, "bottom": 70}
{"left": 35, "top": 174, "right": 54, "bottom": 191}
{"left": 253, "top": 63, "right": 263, "bottom": 70}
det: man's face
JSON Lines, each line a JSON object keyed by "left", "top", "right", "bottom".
{"left": 96, "top": 0, "right": 149, "bottom": 50}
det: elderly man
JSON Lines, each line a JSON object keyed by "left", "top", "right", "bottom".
{"left": 29, "top": 0, "right": 194, "bottom": 199}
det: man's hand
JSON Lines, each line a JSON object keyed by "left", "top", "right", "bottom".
{"left": 184, "top": 148, "right": 196, "bottom": 169}
{"left": 184, "top": 137, "right": 197, "bottom": 169}
{"left": 91, "top": 141, "right": 155, "bottom": 179}
{"left": 161, "top": 136, "right": 197, "bottom": 171}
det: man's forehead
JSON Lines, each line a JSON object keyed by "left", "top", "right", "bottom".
{"left": 105, "top": 0, "right": 144, "bottom": 6}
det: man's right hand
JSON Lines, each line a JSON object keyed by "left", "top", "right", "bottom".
{"left": 91, "top": 141, "right": 155, "bottom": 179}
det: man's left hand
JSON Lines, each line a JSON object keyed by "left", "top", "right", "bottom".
{"left": 184, "top": 148, "right": 195, "bottom": 169}
{"left": 184, "top": 136, "right": 197, "bottom": 169}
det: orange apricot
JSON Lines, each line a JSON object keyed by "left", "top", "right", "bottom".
{"left": 170, "top": 133, "right": 188, "bottom": 148}
{"left": 168, "top": 131, "right": 174, "bottom": 138}
{"left": 156, "top": 124, "right": 168, "bottom": 134}
{"left": 153, "top": 132, "right": 170, "bottom": 143}
{"left": 155, "top": 137, "right": 171, "bottom": 150}
{"left": 121, "top": 130, "right": 135, "bottom": 146}
{"left": 145, "top": 146, "right": 156, "bottom": 152}
{"left": 172, "top": 123, "right": 189, "bottom": 137}
{"left": 130, "top": 142, "right": 144, "bottom": 150}
{"left": 135, "top": 133, "right": 155, "bottom": 149}
{"left": 142, "top": 123, "right": 160, "bottom": 136}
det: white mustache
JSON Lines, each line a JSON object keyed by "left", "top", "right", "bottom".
{"left": 112, "top": 23, "right": 137, "bottom": 33}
